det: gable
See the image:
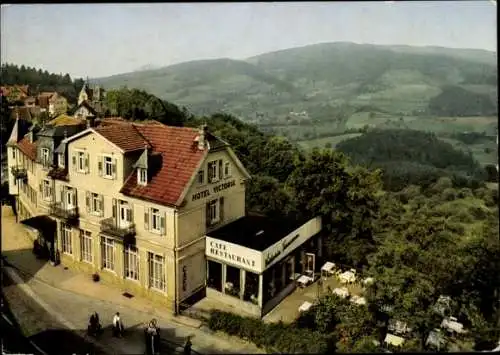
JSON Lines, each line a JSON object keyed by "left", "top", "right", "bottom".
{"left": 68, "top": 130, "right": 122, "bottom": 155}
{"left": 178, "top": 146, "right": 250, "bottom": 207}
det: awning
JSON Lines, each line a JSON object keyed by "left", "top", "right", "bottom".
{"left": 321, "top": 261, "right": 335, "bottom": 272}
{"left": 21, "top": 216, "right": 57, "bottom": 241}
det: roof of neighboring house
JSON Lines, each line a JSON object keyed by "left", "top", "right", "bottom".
{"left": 48, "top": 114, "right": 85, "bottom": 127}
{"left": 39, "top": 91, "right": 56, "bottom": 98}
{"left": 24, "top": 96, "right": 37, "bottom": 103}
{"left": 49, "top": 93, "right": 67, "bottom": 103}
{"left": 16, "top": 136, "right": 37, "bottom": 161}
{"left": 73, "top": 100, "right": 97, "bottom": 116}
{"left": 120, "top": 124, "right": 211, "bottom": 206}
{"left": 0, "top": 85, "right": 29, "bottom": 97}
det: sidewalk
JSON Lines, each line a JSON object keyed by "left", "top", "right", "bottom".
{"left": 1, "top": 206, "right": 264, "bottom": 354}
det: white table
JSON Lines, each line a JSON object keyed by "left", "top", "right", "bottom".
{"left": 339, "top": 271, "right": 356, "bottom": 284}
{"left": 351, "top": 295, "right": 367, "bottom": 305}
{"left": 332, "top": 287, "right": 349, "bottom": 298}
{"left": 299, "top": 301, "right": 313, "bottom": 313}
{"left": 321, "top": 262, "right": 336, "bottom": 278}
{"left": 297, "top": 275, "right": 312, "bottom": 287}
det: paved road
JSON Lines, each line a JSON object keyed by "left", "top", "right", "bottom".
{"left": 2, "top": 269, "right": 108, "bottom": 355}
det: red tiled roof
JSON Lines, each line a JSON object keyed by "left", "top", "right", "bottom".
{"left": 120, "top": 124, "right": 206, "bottom": 206}
{"left": 94, "top": 124, "right": 150, "bottom": 152}
{"left": 17, "top": 136, "right": 37, "bottom": 161}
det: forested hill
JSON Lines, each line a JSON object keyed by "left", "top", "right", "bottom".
{"left": 0, "top": 63, "right": 84, "bottom": 104}
{"left": 95, "top": 42, "right": 497, "bottom": 122}
{"left": 336, "top": 129, "right": 486, "bottom": 191}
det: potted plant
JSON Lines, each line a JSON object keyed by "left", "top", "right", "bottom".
{"left": 92, "top": 273, "right": 100, "bottom": 282}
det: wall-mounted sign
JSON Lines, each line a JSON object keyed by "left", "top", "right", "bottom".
{"left": 206, "top": 237, "right": 263, "bottom": 273}
{"left": 262, "top": 216, "right": 322, "bottom": 270}
{"left": 264, "top": 234, "right": 300, "bottom": 267}
{"left": 191, "top": 179, "right": 236, "bottom": 201}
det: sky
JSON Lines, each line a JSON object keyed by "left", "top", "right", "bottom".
{"left": 1, "top": 1, "right": 497, "bottom": 79}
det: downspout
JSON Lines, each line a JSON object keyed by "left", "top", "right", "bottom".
{"left": 174, "top": 209, "right": 179, "bottom": 316}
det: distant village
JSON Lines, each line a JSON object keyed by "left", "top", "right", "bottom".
{"left": 0, "top": 82, "right": 107, "bottom": 123}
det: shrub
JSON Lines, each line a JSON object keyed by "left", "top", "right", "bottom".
{"left": 208, "top": 310, "right": 333, "bottom": 354}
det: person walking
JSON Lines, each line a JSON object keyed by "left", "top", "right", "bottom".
{"left": 112, "top": 312, "right": 123, "bottom": 338}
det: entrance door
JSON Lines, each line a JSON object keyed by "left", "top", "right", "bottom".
{"left": 305, "top": 253, "right": 315, "bottom": 278}
{"left": 119, "top": 202, "right": 131, "bottom": 228}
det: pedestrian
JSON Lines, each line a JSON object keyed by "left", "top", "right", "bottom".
{"left": 112, "top": 312, "right": 123, "bottom": 338}
{"left": 184, "top": 336, "right": 192, "bottom": 355}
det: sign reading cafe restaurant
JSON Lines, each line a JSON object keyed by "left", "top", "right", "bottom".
{"left": 192, "top": 180, "right": 236, "bottom": 201}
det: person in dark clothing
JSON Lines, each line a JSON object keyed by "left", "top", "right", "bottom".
{"left": 184, "top": 336, "right": 192, "bottom": 355}
{"left": 144, "top": 319, "right": 160, "bottom": 355}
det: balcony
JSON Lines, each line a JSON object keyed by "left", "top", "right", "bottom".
{"left": 49, "top": 202, "right": 79, "bottom": 222}
{"left": 11, "top": 166, "right": 27, "bottom": 180}
{"left": 100, "top": 217, "right": 136, "bottom": 244}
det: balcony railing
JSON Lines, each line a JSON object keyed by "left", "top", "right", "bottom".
{"left": 100, "top": 217, "right": 136, "bottom": 243}
{"left": 49, "top": 202, "right": 79, "bottom": 221}
{"left": 11, "top": 166, "right": 27, "bottom": 180}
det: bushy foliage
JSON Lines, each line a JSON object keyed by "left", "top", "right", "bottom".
{"left": 208, "top": 310, "right": 334, "bottom": 354}
{"left": 428, "top": 85, "right": 497, "bottom": 116}
{"left": 336, "top": 128, "right": 486, "bottom": 190}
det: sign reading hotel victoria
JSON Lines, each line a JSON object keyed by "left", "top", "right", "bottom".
{"left": 206, "top": 237, "right": 262, "bottom": 273}
{"left": 192, "top": 179, "right": 236, "bottom": 201}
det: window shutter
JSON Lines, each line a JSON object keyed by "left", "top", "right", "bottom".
{"left": 97, "top": 155, "right": 103, "bottom": 176}
{"left": 39, "top": 182, "right": 43, "bottom": 194}
{"left": 219, "top": 197, "right": 224, "bottom": 222}
{"left": 112, "top": 159, "right": 117, "bottom": 179}
{"left": 218, "top": 160, "right": 223, "bottom": 180}
{"left": 86, "top": 192, "right": 90, "bottom": 213}
{"left": 85, "top": 154, "right": 89, "bottom": 173}
{"left": 126, "top": 208, "right": 132, "bottom": 223}
{"left": 112, "top": 198, "right": 117, "bottom": 220}
{"left": 160, "top": 213, "right": 165, "bottom": 235}
{"left": 73, "top": 189, "right": 78, "bottom": 206}
{"left": 144, "top": 208, "right": 150, "bottom": 230}
{"left": 128, "top": 203, "right": 133, "bottom": 222}
{"left": 205, "top": 202, "right": 211, "bottom": 228}
{"left": 100, "top": 195, "right": 104, "bottom": 216}
{"left": 60, "top": 187, "right": 64, "bottom": 204}
{"left": 207, "top": 163, "right": 212, "bottom": 183}
{"left": 72, "top": 154, "right": 77, "bottom": 171}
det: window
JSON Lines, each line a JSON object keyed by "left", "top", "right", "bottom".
{"left": 77, "top": 151, "right": 86, "bottom": 172}
{"left": 59, "top": 153, "right": 65, "bottom": 168}
{"left": 151, "top": 208, "right": 161, "bottom": 232}
{"left": 148, "top": 252, "right": 165, "bottom": 291}
{"left": 208, "top": 161, "right": 218, "bottom": 183}
{"left": 12, "top": 149, "right": 16, "bottom": 159}
{"left": 42, "top": 180, "right": 52, "bottom": 201}
{"left": 100, "top": 236, "right": 115, "bottom": 271}
{"left": 61, "top": 224, "right": 72, "bottom": 255}
{"left": 80, "top": 230, "right": 92, "bottom": 263}
{"left": 91, "top": 193, "right": 102, "bottom": 215}
{"left": 206, "top": 197, "right": 224, "bottom": 227}
{"left": 137, "top": 168, "right": 147, "bottom": 185}
{"left": 197, "top": 170, "right": 204, "bottom": 184}
{"left": 41, "top": 148, "right": 50, "bottom": 168}
{"left": 124, "top": 246, "right": 139, "bottom": 281}
{"left": 224, "top": 162, "right": 231, "bottom": 178}
{"left": 104, "top": 156, "right": 113, "bottom": 178}
{"left": 208, "top": 199, "right": 219, "bottom": 223}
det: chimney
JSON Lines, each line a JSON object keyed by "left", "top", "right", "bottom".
{"left": 197, "top": 124, "right": 208, "bottom": 150}
{"left": 86, "top": 115, "right": 96, "bottom": 128}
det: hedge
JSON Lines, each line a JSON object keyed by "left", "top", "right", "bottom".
{"left": 208, "top": 310, "right": 335, "bottom": 354}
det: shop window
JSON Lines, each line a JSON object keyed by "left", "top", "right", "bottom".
{"left": 207, "top": 260, "right": 222, "bottom": 292}
{"left": 274, "top": 263, "right": 284, "bottom": 295}
{"left": 224, "top": 265, "right": 240, "bottom": 298}
{"left": 263, "top": 268, "right": 276, "bottom": 305}
{"left": 243, "top": 271, "right": 259, "bottom": 304}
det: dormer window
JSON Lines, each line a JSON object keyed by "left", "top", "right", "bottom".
{"left": 138, "top": 168, "right": 147, "bottom": 186}
{"left": 41, "top": 148, "right": 50, "bottom": 168}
